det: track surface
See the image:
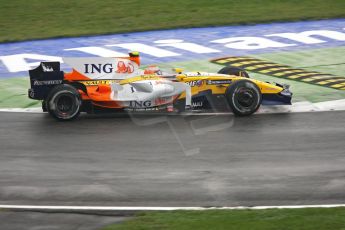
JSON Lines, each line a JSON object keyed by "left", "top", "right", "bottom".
{"left": 0, "top": 211, "right": 127, "bottom": 230}
{"left": 0, "top": 111, "right": 345, "bottom": 207}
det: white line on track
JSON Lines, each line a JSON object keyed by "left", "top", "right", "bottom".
{"left": 1, "top": 204, "right": 345, "bottom": 211}
{"left": 1, "top": 99, "right": 345, "bottom": 115}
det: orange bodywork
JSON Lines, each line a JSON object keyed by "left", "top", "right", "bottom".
{"left": 77, "top": 85, "right": 124, "bottom": 108}
{"left": 65, "top": 70, "right": 90, "bottom": 81}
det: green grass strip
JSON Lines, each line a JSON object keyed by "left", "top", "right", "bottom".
{"left": 0, "top": 77, "right": 40, "bottom": 108}
{"left": 0, "top": 0, "right": 345, "bottom": 43}
{"left": 103, "top": 208, "right": 345, "bottom": 230}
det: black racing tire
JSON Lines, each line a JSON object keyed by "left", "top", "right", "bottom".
{"left": 218, "top": 66, "right": 250, "bottom": 78}
{"left": 45, "top": 84, "right": 81, "bottom": 121}
{"left": 225, "top": 80, "right": 262, "bottom": 116}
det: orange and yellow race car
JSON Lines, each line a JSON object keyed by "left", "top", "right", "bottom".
{"left": 28, "top": 52, "right": 292, "bottom": 120}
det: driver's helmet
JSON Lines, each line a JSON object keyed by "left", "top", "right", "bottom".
{"left": 144, "top": 65, "right": 162, "bottom": 75}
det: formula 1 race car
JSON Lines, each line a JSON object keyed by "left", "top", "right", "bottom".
{"left": 28, "top": 52, "right": 292, "bottom": 120}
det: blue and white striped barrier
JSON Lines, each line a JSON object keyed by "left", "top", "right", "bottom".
{"left": 0, "top": 19, "right": 344, "bottom": 78}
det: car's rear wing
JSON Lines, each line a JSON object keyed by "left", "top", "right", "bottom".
{"left": 28, "top": 62, "right": 64, "bottom": 100}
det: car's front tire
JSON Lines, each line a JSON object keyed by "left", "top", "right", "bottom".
{"left": 46, "top": 84, "right": 81, "bottom": 121}
{"left": 225, "top": 80, "right": 262, "bottom": 116}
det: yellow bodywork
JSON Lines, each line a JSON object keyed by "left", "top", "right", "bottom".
{"left": 120, "top": 74, "right": 284, "bottom": 99}
{"left": 175, "top": 74, "right": 283, "bottom": 95}
{"left": 121, "top": 74, "right": 283, "bottom": 95}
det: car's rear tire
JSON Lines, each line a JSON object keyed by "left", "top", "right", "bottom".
{"left": 46, "top": 84, "right": 81, "bottom": 121}
{"left": 218, "top": 66, "right": 249, "bottom": 78}
{"left": 225, "top": 80, "right": 261, "bottom": 116}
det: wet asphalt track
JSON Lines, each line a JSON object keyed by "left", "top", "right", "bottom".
{"left": 0, "top": 111, "right": 345, "bottom": 208}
